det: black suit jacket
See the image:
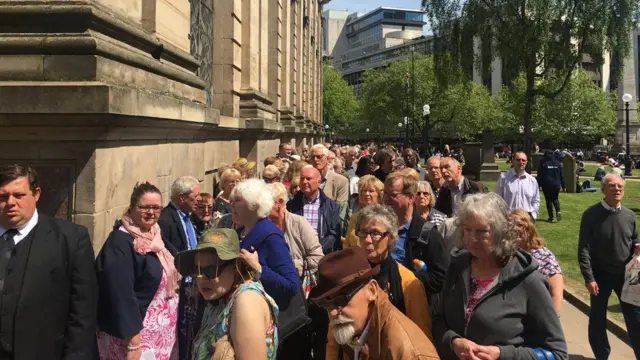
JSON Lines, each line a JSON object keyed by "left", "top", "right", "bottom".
{"left": 7, "top": 214, "right": 97, "bottom": 360}
{"left": 435, "top": 177, "right": 488, "bottom": 217}
{"left": 158, "top": 203, "right": 188, "bottom": 255}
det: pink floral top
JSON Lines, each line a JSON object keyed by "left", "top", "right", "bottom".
{"left": 465, "top": 277, "right": 495, "bottom": 331}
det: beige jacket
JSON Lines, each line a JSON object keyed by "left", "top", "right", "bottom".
{"left": 283, "top": 211, "right": 323, "bottom": 276}
{"left": 323, "top": 171, "right": 350, "bottom": 203}
{"left": 333, "top": 291, "right": 440, "bottom": 360}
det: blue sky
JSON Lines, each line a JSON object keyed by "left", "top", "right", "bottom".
{"left": 324, "top": 0, "right": 424, "bottom": 13}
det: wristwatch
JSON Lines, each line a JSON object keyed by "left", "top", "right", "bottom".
{"left": 252, "top": 267, "right": 262, "bottom": 281}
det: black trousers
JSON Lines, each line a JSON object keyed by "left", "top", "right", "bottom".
{"left": 542, "top": 188, "right": 561, "bottom": 219}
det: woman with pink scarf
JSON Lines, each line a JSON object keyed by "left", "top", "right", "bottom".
{"left": 96, "top": 182, "right": 181, "bottom": 360}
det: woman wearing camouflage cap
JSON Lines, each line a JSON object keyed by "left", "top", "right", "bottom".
{"left": 175, "top": 228, "right": 279, "bottom": 360}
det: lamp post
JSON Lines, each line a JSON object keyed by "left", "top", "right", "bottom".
{"left": 404, "top": 72, "right": 410, "bottom": 148}
{"left": 325, "top": 124, "right": 329, "bottom": 143}
{"left": 622, "top": 93, "right": 633, "bottom": 176}
{"left": 410, "top": 45, "right": 416, "bottom": 144}
{"left": 423, "top": 104, "right": 430, "bottom": 159}
{"left": 366, "top": 128, "right": 370, "bottom": 142}
{"left": 403, "top": 116, "right": 409, "bottom": 148}
{"left": 398, "top": 122, "right": 403, "bottom": 144}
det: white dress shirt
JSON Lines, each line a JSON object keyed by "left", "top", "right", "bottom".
{"left": 0, "top": 209, "right": 39, "bottom": 245}
{"left": 495, "top": 169, "right": 540, "bottom": 219}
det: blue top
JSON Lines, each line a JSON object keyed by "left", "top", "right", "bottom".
{"left": 391, "top": 220, "right": 411, "bottom": 263}
{"left": 237, "top": 218, "right": 300, "bottom": 308}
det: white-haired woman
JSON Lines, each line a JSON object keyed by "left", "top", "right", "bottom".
{"left": 433, "top": 193, "right": 567, "bottom": 360}
{"left": 415, "top": 180, "right": 446, "bottom": 228}
{"left": 265, "top": 182, "right": 323, "bottom": 277}
{"left": 230, "top": 179, "right": 300, "bottom": 308}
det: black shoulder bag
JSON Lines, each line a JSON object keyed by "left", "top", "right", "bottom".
{"left": 253, "top": 232, "right": 311, "bottom": 341}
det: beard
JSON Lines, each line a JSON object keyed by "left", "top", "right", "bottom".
{"left": 330, "top": 315, "right": 356, "bottom": 345}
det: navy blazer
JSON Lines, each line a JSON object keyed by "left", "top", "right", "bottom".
{"left": 158, "top": 203, "right": 188, "bottom": 255}
{"left": 238, "top": 218, "right": 300, "bottom": 308}
{"left": 287, "top": 190, "right": 342, "bottom": 254}
{"left": 96, "top": 228, "right": 163, "bottom": 339}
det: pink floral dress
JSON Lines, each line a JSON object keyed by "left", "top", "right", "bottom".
{"left": 97, "top": 271, "right": 179, "bottom": 360}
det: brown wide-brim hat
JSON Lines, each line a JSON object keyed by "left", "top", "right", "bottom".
{"left": 309, "top": 246, "right": 380, "bottom": 301}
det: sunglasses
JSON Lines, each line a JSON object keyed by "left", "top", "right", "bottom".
{"left": 416, "top": 191, "right": 431, "bottom": 197}
{"left": 197, "top": 261, "right": 233, "bottom": 280}
{"left": 315, "top": 283, "right": 366, "bottom": 309}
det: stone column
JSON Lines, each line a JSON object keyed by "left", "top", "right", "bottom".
{"left": 267, "top": 0, "right": 281, "bottom": 120}
{"left": 212, "top": 0, "right": 241, "bottom": 117}
{"left": 615, "top": 28, "right": 640, "bottom": 155}
{"left": 279, "top": 0, "right": 292, "bottom": 117}
{"left": 491, "top": 56, "right": 502, "bottom": 95}
{"left": 472, "top": 36, "right": 482, "bottom": 85}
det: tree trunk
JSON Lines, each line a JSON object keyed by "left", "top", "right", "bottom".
{"left": 523, "top": 67, "right": 536, "bottom": 172}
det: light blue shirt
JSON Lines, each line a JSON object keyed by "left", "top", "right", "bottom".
{"left": 391, "top": 220, "right": 411, "bottom": 263}
{"left": 495, "top": 169, "right": 540, "bottom": 219}
{"left": 171, "top": 202, "right": 195, "bottom": 250}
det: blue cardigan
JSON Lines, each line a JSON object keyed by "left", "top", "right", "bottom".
{"left": 238, "top": 218, "right": 300, "bottom": 308}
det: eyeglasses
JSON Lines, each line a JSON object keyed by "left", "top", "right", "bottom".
{"left": 197, "top": 205, "right": 213, "bottom": 211}
{"left": 357, "top": 230, "right": 389, "bottom": 240}
{"left": 137, "top": 205, "right": 162, "bottom": 213}
{"left": 315, "top": 283, "right": 366, "bottom": 309}
{"left": 197, "top": 261, "right": 233, "bottom": 279}
{"left": 311, "top": 154, "right": 325, "bottom": 159}
{"left": 384, "top": 192, "right": 406, "bottom": 199}
{"left": 263, "top": 176, "right": 279, "bottom": 183}
{"left": 416, "top": 191, "right": 431, "bottom": 197}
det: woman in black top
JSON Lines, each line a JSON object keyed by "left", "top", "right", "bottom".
{"left": 537, "top": 150, "right": 565, "bottom": 222}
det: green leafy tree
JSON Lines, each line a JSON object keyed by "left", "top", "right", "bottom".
{"left": 422, "top": 0, "right": 639, "bottom": 156}
{"left": 323, "top": 64, "right": 360, "bottom": 131}
{"left": 359, "top": 54, "right": 497, "bottom": 140}
{"left": 495, "top": 69, "right": 616, "bottom": 144}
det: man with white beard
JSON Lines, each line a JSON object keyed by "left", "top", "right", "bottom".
{"left": 310, "top": 246, "right": 440, "bottom": 360}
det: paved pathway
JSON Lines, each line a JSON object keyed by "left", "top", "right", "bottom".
{"left": 560, "top": 301, "right": 635, "bottom": 359}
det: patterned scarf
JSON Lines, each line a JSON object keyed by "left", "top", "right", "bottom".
{"left": 121, "top": 211, "right": 180, "bottom": 298}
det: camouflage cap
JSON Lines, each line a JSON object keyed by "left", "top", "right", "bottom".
{"left": 174, "top": 228, "right": 240, "bottom": 277}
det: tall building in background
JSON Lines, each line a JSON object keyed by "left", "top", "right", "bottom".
{"left": 327, "top": 7, "right": 431, "bottom": 95}
{"left": 323, "top": 9, "right": 350, "bottom": 58}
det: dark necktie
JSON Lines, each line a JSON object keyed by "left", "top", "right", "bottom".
{"left": 0, "top": 229, "right": 18, "bottom": 292}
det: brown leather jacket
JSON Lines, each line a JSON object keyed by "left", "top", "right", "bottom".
{"left": 333, "top": 291, "right": 440, "bottom": 360}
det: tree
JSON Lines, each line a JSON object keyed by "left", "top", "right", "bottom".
{"left": 359, "top": 54, "right": 497, "bottom": 140}
{"left": 323, "top": 64, "right": 360, "bottom": 131}
{"left": 422, "top": 0, "right": 639, "bottom": 158}
{"left": 495, "top": 69, "right": 616, "bottom": 145}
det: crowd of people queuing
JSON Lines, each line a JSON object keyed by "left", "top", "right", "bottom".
{"left": 0, "top": 139, "right": 638, "bottom": 360}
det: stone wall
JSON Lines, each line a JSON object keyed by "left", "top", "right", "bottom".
{"left": 0, "top": 0, "right": 325, "bottom": 252}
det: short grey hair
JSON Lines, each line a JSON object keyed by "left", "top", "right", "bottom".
{"left": 230, "top": 179, "right": 275, "bottom": 218}
{"left": 311, "top": 144, "right": 329, "bottom": 156}
{"left": 455, "top": 193, "right": 518, "bottom": 266}
{"left": 265, "top": 182, "right": 288, "bottom": 203}
{"left": 170, "top": 176, "right": 199, "bottom": 201}
{"left": 355, "top": 204, "right": 400, "bottom": 250}
{"left": 602, "top": 173, "right": 625, "bottom": 190}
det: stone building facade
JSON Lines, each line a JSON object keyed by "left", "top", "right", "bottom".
{"left": 0, "top": 0, "right": 326, "bottom": 251}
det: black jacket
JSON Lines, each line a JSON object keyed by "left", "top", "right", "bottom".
{"left": 3, "top": 215, "right": 98, "bottom": 360}
{"left": 435, "top": 177, "right": 488, "bottom": 217}
{"left": 96, "top": 227, "right": 163, "bottom": 340}
{"left": 158, "top": 203, "right": 189, "bottom": 255}
{"left": 433, "top": 249, "right": 568, "bottom": 360}
{"left": 402, "top": 209, "right": 450, "bottom": 295}
{"left": 538, "top": 158, "right": 565, "bottom": 191}
{"left": 287, "top": 190, "right": 342, "bottom": 254}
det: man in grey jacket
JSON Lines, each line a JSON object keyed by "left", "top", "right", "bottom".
{"left": 578, "top": 174, "right": 640, "bottom": 359}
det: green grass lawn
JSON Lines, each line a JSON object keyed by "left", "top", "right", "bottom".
{"left": 483, "top": 175, "right": 640, "bottom": 323}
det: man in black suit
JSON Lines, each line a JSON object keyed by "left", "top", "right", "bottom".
{"left": 435, "top": 157, "right": 488, "bottom": 216}
{"left": 0, "top": 164, "right": 97, "bottom": 360}
{"left": 158, "top": 175, "right": 201, "bottom": 360}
